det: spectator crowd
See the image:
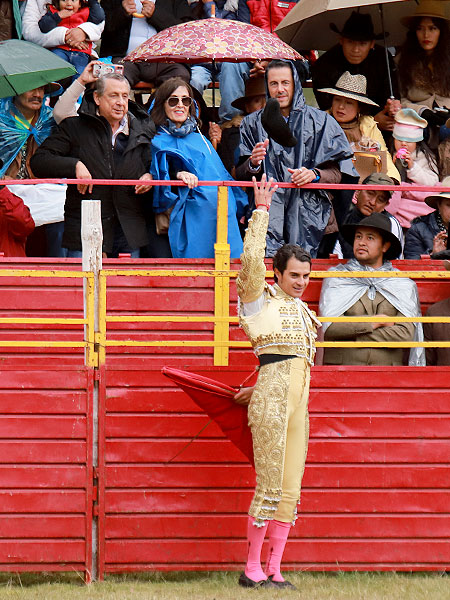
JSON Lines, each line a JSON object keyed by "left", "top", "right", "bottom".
{"left": 1, "top": 0, "right": 450, "bottom": 363}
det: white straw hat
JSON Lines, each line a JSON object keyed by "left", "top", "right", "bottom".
{"left": 318, "top": 71, "right": 379, "bottom": 107}
{"left": 425, "top": 176, "right": 450, "bottom": 209}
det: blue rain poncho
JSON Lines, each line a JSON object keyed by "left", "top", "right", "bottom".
{"left": 151, "top": 120, "right": 248, "bottom": 258}
{"left": 0, "top": 97, "right": 55, "bottom": 178}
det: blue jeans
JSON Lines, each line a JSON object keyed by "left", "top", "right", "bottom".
{"left": 45, "top": 221, "right": 68, "bottom": 257}
{"left": 66, "top": 248, "right": 140, "bottom": 258}
{"left": 218, "top": 62, "right": 251, "bottom": 123}
{"left": 51, "top": 48, "right": 90, "bottom": 78}
{"left": 190, "top": 63, "right": 217, "bottom": 94}
{"left": 66, "top": 249, "right": 83, "bottom": 258}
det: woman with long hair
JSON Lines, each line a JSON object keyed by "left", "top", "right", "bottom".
{"left": 149, "top": 77, "right": 247, "bottom": 258}
{"left": 397, "top": 1, "right": 450, "bottom": 176}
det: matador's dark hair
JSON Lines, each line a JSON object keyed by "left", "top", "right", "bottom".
{"left": 273, "top": 245, "right": 311, "bottom": 283}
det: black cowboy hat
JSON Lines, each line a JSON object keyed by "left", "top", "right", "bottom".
{"left": 340, "top": 212, "right": 402, "bottom": 261}
{"left": 330, "top": 11, "right": 385, "bottom": 41}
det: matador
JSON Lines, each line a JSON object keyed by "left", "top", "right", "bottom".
{"left": 235, "top": 177, "right": 321, "bottom": 589}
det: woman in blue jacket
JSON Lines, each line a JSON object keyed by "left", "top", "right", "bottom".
{"left": 150, "top": 77, "right": 247, "bottom": 258}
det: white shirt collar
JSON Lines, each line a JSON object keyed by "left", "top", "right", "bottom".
{"left": 111, "top": 115, "right": 129, "bottom": 147}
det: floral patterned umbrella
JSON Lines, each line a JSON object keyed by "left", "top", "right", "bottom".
{"left": 124, "top": 18, "right": 303, "bottom": 64}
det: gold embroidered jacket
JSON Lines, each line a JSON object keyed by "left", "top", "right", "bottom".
{"left": 236, "top": 210, "right": 320, "bottom": 365}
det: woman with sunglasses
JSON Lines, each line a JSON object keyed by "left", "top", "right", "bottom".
{"left": 149, "top": 77, "right": 248, "bottom": 258}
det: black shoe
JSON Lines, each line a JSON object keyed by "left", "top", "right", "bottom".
{"left": 261, "top": 98, "right": 298, "bottom": 147}
{"left": 238, "top": 572, "right": 274, "bottom": 588}
{"left": 268, "top": 575, "right": 297, "bottom": 589}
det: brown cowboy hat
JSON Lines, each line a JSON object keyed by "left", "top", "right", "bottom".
{"left": 401, "top": 0, "right": 450, "bottom": 27}
{"left": 231, "top": 76, "right": 266, "bottom": 112}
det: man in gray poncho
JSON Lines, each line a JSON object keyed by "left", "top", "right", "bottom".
{"left": 237, "top": 59, "right": 357, "bottom": 257}
{"left": 319, "top": 213, "right": 425, "bottom": 366}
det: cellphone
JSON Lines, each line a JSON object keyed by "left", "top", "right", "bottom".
{"left": 92, "top": 63, "right": 123, "bottom": 78}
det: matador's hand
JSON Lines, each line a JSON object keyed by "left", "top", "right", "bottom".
{"left": 234, "top": 386, "right": 255, "bottom": 405}
{"left": 253, "top": 174, "right": 278, "bottom": 211}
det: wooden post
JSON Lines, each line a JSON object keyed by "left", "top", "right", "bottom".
{"left": 82, "top": 200, "right": 103, "bottom": 332}
{"left": 81, "top": 199, "right": 102, "bottom": 582}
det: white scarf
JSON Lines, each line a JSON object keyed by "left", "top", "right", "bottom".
{"left": 319, "top": 259, "right": 425, "bottom": 366}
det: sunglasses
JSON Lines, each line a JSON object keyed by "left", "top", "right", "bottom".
{"left": 166, "top": 96, "right": 192, "bottom": 108}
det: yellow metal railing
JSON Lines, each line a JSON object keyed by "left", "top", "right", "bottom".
{"left": 1, "top": 185, "right": 450, "bottom": 367}
{"left": 94, "top": 183, "right": 450, "bottom": 365}
{"left": 97, "top": 268, "right": 450, "bottom": 366}
{"left": 0, "top": 269, "right": 98, "bottom": 367}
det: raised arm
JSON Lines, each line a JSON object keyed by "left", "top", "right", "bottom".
{"left": 236, "top": 175, "right": 277, "bottom": 304}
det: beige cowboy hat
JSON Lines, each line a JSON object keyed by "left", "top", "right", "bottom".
{"left": 401, "top": 0, "right": 450, "bottom": 27}
{"left": 318, "top": 71, "right": 379, "bottom": 107}
{"left": 425, "top": 176, "right": 450, "bottom": 208}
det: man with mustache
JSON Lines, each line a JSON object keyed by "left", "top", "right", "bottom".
{"left": 0, "top": 84, "right": 66, "bottom": 256}
{"left": 0, "top": 86, "right": 54, "bottom": 181}
{"left": 336, "top": 172, "right": 403, "bottom": 259}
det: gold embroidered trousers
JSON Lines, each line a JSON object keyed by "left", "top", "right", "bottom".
{"left": 247, "top": 356, "right": 310, "bottom": 525}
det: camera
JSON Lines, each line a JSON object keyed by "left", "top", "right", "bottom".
{"left": 92, "top": 63, "right": 124, "bottom": 78}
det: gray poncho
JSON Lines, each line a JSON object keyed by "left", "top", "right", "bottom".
{"left": 239, "top": 61, "right": 358, "bottom": 257}
{"left": 318, "top": 259, "right": 425, "bottom": 366}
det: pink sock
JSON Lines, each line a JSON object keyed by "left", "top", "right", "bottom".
{"left": 244, "top": 516, "right": 269, "bottom": 582}
{"left": 265, "top": 519, "right": 291, "bottom": 582}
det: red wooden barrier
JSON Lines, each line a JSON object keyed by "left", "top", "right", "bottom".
{"left": 1, "top": 257, "right": 450, "bottom": 577}
{"left": 0, "top": 366, "right": 94, "bottom": 579}
{"left": 99, "top": 365, "right": 450, "bottom": 573}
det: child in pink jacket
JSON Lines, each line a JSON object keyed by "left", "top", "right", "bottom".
{"left": 388, "top": 108, "right": 439, "bottom": 229}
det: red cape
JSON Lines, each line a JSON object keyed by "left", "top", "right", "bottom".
{"left": 162, "top": 367, "right": 254, "bottom": 464}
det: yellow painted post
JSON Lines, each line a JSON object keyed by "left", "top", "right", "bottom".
{"left": 214, "top": 185, "right": 231, "bottom": 366}
{"left": 85, "top": 275, "right": 98, "bottom": 367}
{"left": 97, "top": 271, "right": 107, "bottom": 366}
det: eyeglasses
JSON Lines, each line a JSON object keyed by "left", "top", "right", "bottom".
{"left": 166, "top": 96, "right": 192, "bottom": 108}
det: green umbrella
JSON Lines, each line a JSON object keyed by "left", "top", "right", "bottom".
{"left": 0, "top": 39, "right": 76, "bottom": 99}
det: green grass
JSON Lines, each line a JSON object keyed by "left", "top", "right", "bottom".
{"left": 1, "top": 572, "right": 450, "bottom": 600}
